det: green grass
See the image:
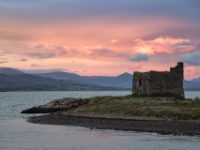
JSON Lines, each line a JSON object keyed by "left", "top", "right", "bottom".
{"left": 149, "top": 92, "right": 185, "bottom": 99}
{"left": 70, "top": 94, "right": 200, "bottom": 120}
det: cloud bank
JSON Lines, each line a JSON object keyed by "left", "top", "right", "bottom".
{"left": 129, "top": 53, "right": 148, "bottom": 62}
{"left": 178, "top": 50, "right": 200, "bottom": 66}
{"left": 26, "top": 43, "right": 71, "bottom": 59}
{"left": 133, "top": 36, "right": 194, "bottom": 55}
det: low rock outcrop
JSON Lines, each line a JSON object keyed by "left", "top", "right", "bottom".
{"left": 21, "top": 98, "right": 80, "bottom": 113}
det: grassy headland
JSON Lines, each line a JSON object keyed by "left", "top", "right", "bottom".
{"left": 71, "top": 94, "right": 200, "bottom": 120}
{"left": 26, "top": 93, "right": 200, "bottom": 135}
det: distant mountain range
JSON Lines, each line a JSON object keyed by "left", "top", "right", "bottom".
{"left": 0, "top": 68, "right": 24, "bottom": 75}
{"left": 0, "top": 67, "right": 200, "bottom": 91}
{"left": 35, "top": 71, "right": 132, "bottom": 88}
{"left": 0, "top": 68, "right": 124, "bottom": 91}
{"left": 184, "top": 77, "right": 200, "bottom": 90}
{"left": 33, "top": 70, "right": 200, "bottom": 90}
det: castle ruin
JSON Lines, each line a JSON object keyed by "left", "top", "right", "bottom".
{"left": 132, "top": 62, "right": 184, "bottom": 98}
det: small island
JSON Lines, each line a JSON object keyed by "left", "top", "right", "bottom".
{"left": 22, "top": 94, "right": 200, "bottom": 136}
{"left": 22, "top": 62, "right": 200, "bottom": 136}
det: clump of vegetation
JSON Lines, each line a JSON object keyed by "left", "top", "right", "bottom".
{"left": 125, "top": 94, "right": 148, "bottom": 98}
{"left": 70, "top": 94, "right": 200, "bottom": 120}
{"left": 149, "top": 92, "right": 185, "bottom": 100}
{"left": 123, "top": 92, "right": 184, "bottom": 99}
{"left": 194, "top": 96, "right": 200, "bottom": 101}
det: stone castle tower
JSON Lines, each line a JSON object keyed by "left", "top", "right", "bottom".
{"left": 132, "top": 62, "right": 184, "bottom": 98}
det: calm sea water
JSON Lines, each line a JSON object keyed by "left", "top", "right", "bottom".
{"left": 0, "top": 91, "right": 200, "bottom": 150}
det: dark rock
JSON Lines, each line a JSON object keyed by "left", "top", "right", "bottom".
{"left": 21, "top": 98, "right": 80, "bottom": 113}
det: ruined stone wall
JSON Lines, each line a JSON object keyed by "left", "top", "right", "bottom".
{"left": 132, "top": 62, "right": 184, "bottom": 98}
{"left": 132, "top": 72, "right": 149, "bottom": 94}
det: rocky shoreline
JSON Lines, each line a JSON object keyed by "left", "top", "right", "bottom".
{"left": 22, "top": 96, "right": 200, "bottom": 136}
{"left": 28, "top": 112, "right": 200, "bottom": 136}
{"left": 21, "top": 98, "right": 80, "bottom": 113}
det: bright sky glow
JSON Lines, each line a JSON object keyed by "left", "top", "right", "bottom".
{"left": 0, "top": 0, "right": 200, "bottom": 79}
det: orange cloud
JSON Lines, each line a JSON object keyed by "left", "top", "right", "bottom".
{"left": 24, "top": 36, "right": 195, "bottom": 63}
{"left": 133, "top": 36, "right": 194, "bottom": 55}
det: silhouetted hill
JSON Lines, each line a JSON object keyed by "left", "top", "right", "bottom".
{"left": 184, "top": 80, "right": 200, "bottom": 90}
{"left": 35, "top": 72, "right": 132, "bottom": 88}
{"left": 35, "top": 71, "right": 200, "bottom": 90}
{"left": 191, "top": 77, "right": 200, "bottom": 84}
{"left": 0, "top": 68, "right": 24, "bottom": 75}
{"left": 81, "top": 72, "right": 132, "bottom": 88}
{"left": 35, "top": 71, "right": 82, "bottom": 80}
{"left": 0, "top": 74, "right": 119, "bottom": 91}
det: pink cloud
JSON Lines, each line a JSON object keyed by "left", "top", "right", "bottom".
{"left": 35, "top": 43, "right": 68, "bottom": 55}
{"left": 27, "top": 43, "right": 77, "bottom": 59}
{"left": 0, "top": 30, "right": 33, "bottom": 41}
{"left": 0, "top": 51, "right": 10, "bottom": 56}
{"left": 18, "top": 58, "right": 27, "bottom": 62}
{"left": 31, "top": 64, "right": 44, "bottom": 68}
{"left": 81, "top": 45, "right": 130, "bottom": 60}
{"left": 109, "top": 39, "right": 119, "bottom": 44}
{"left": 184, "top": 66, "right": 200, "bottom": 80}
{"left": 0, "top": 58, "right": 7, "bottom": 60}
{"left": 0, "top": 61, "right": 7, "bottom": 64}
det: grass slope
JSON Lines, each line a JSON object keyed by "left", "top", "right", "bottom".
{"left": 71, "top": 94, "right": 200, "bottom": 120}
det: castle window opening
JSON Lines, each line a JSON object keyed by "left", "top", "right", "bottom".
{"left": 139, "top": 79, "right": 142, "bottom": 86}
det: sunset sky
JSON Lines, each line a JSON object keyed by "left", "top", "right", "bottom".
{"left": 0, "top": 0, "right": 200, "bottom": 80}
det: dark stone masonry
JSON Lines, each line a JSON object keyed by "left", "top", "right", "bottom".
{"left": 132, "top": 62, "right": 184, "bottom": 98}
